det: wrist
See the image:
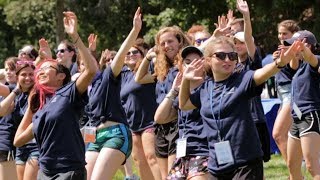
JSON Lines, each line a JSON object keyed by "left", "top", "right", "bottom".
{"left": 274, "top": 60, "right": 286, "bottom": 69}
{"left": 71, "top": 34, "right": 80, "bottom": 44}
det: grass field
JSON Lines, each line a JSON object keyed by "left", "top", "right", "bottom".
{"left": 113, "top": 154, "right": 312, "bottom": 180}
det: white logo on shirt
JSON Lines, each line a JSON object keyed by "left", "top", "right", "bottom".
{"left": 51, "top": 97, "right": 57, "bottom": 103}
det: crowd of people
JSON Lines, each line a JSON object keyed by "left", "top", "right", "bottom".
{"left": 0, "top": 0, "right": 319, "bottom": 179}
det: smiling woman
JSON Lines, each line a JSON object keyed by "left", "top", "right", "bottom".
{"left": 13, "top": 11, "right": 98, "bottom": 180}
{"left": 179, "top": 36, "right": 301, "bottom": 179}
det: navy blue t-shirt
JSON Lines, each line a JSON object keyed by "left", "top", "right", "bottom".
{"left": 0, "top": 84, "right": 17, "bottom": 151}
{"left": 13, "top": 92, "right": 38, "bottom": 157}
{"left": 155, "top": 67, "right": 179, "bottom": 105}
{"left": 275, "top": 65, "right": 297, "bottom": 86}
{"left": 177, "top": 108, "right": 209, "bottom": 156}
{"left": 87, "top": 66, "right": 127, "bottom": 126}
{"left": 190, "top": 71, "right": 263, "bottom": 174}
{"left": 120, "top": 66, "right": 156, "bottom": 132}
{"left": 32, "top": 82, "right": 87, "bottom": 174}
{"left": 292, "top": 60, "right": 320, "bottom": 118}
{"left": 236, "top": 50, "right": 265, "bottom": 123}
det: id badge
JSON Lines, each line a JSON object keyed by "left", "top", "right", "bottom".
{"left": 83, "top": 126, "right": 96, "bottom": 143}
{"left": 293, "top": 102, "right": 302, "bottom": 120}
{"left": 176, "top": 138, "right": 187, "bottom": 158}
{"left": 214, "top": 140, "right": 234, "bottom": 165}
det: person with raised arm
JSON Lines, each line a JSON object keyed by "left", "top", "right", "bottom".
{"left": 84, "top": 7, "right": 141, "bottom": 180}
{"left": 135, "top": 26, "right": 191, "bottom": 179}
{"left": 13, "top": 11, "right": 98, "bottom": 180}
{"left": 0, "top": 60, "right": 38, "bottom": 180}
{"left": 179, "top": 36, "right": 300, "bottom": 179}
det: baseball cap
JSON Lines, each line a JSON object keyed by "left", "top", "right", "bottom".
{"left": 284, "top": 30, "right": 318, "bottom": 46}
{"left": 233, "top": 31, "right": 254, "bottom": 43}
{"left": 181, "top": 46, "right": 203, "bottom": 59}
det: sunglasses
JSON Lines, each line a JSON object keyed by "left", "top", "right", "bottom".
{"left": 19, "top": 50, "right": 35, "bottom": 59}
{"left": 195, "top": 38, "right": 209, "bottom": 45}
{"left": 16, "top": 60, "right": 34, "bottom": 66}
{"left": 126, "top": 50, "right": 140, "bottom": 56}
{"left": 213, "top": 52, "right": 238, "bottom": 61}
{"left": 56, "top": 49, "right": 69, "bottom": 54}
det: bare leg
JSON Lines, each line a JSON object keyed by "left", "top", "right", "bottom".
{"left": 141, "top": 131, "right": 161, "bottom": 180}
{"left": 287, "top": 136, "right": 303, "bottom": 180}
{"left": 85, "top": 151, "right": 99, "bottom": 180}
{"left": 272, "top": 104, "right": 292, "bottom": 162}
{"left": 23, "top": 158, "right": 38, "bottom": 180}
{"left": 301, "top": 133, "right": 320, "bottom": 179}
{"left": 157, "top": 157, "right": 168, "bottom": 180}
{"left": 90, "top": 148, "right": 125, "bottom": 180}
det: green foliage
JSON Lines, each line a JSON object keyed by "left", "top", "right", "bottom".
{"left": 0, "top": 0, "right": 319, "bottom": 67}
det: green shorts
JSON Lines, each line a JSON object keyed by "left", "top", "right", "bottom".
{"left": 86, "top": 123, "right": 132, "bottom": 160}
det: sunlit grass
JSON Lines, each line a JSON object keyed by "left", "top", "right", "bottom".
{"left": 112, "top": 154, "right": 313, "bottom": 179}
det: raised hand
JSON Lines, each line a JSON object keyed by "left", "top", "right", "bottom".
{"left": 237, "top": 0, "right": 250, "bottom": 16}
{"left": 63, "top": 11, "right": 78, "bottom": 37}
{"left": 172, "top": 72, "right": 183, "bottom": 92}
{"left": 146, "top": 47, "right": 157, "bottom": 61}
{"left": 213, "top": 15, "right": 231, "bottom": 37}
{"left": 183, "top": 58, "right": 205, "bottom": 81}
{"left": 278, "top": 41, "right": 302, "bottom": 66}
{"left": 133, "top": 7, "right": 142, "bottom": 31}
{"left": 226, "top": 9, "right": 235, "bottom": 27}
{"left": 88, "top": 33, "right": 98, "bottom": 51}
{"left": 38, "top": 38, "right": 52, "bottom": 60}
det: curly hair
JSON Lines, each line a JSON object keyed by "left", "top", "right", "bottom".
{"left": 154, "top": 26, "right": 191, "bottom": 81}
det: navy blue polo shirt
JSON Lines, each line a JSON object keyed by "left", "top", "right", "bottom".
{"left": 0, "top": 84, "right": 17, "bottom": 152}
{"left": 32, "top": 82, "right": 87, "bottom": 174}
{"left": 292, "top": 59, "right": 320, "bottom": 118}
{"left": 190, "top": 71, "right": 263, "bottom": 174}
{"left": 87, "top": 66, "right": 127, "bottom": 126}
{"left": 155, "top": 67, "right": 179, "bottom": 105}
{"left": 120, "top": 66, "right": 156, "bottom": 132}
{"left": 236, "top": 50, "right": 265, "bottom": 123}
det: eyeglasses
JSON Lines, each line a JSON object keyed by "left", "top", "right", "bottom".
{"left": 36, "top": 65, "right": 59, "bottom": 73}
{"left": 56, "top": 49, "right": 69, "bottom": 54}
{"left": 195, "top": 38, "right": 209, "bottom": 45}
{"left": 212, "top": 52, "right": 238, "bottom": 61}
{"left": 16, "top": 60, "right": 34, "bottom": 66}
{"left": 126, "top": 50, "right": 140, "bottom": 56}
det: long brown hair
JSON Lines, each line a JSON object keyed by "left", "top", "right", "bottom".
{"left": 154, "top": 26, "right": 191, "bottom": 81}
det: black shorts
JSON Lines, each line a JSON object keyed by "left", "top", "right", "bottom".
{"left": 289, "top": 110, "right": 320, "bottom": 139}
{"left": 37, "top": 168, "right": 87, "bottom": 180}
{"left": 155, "top": 120, "right": 179, "bottom": 158}
{"left": 0, "top": 150, "right": 14, "bottom": 162}
{"left": 208, "top": 158, "right": 263, "bottom": 180}
{"left": 255, "top": 122, "right": 271, "bottom": 162}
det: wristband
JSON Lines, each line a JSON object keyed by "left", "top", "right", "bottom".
{"left": 146, "top": 57, "right": 152, "bottom": 62}
{"left": 12, "top": 88, "right": 21, "bottom": 96}
{"left": 73, "top": 35, "right": 80, "bottom": 44}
